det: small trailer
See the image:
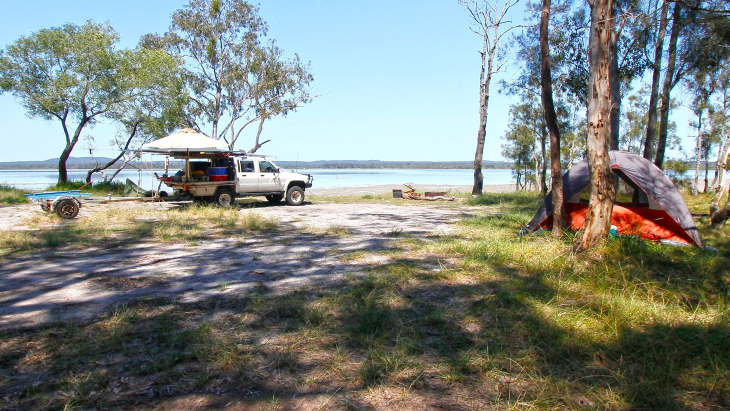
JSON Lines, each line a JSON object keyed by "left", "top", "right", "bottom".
{"left": 25, "top": 190, "right": 92, "bottom": 219}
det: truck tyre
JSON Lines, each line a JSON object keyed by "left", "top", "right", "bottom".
{"left": 55, "top": 198, "right": 80, "bottom": 219}
{"left": 214, "top": 189, "right": 235, "bottom": 207}
{"left": 266, "top": 194, "right": 283, "bottom": 204}
{"left": 286, "top": 186, "right": 305, "bottom": 206}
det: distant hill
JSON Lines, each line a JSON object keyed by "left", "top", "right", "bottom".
{"left": 0, "top": 157, "right": 170, "bottom": 170}
{"left": 0, "top": 157, "right": 513, "bottom": 170}
{"left": 1, "top": 157, "right": 117, "bottom": 167}
{"left": 277, "top": 159, "right": 512, "bottom": 169}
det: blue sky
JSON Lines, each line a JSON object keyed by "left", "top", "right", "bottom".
{"left": 0, "top": 0, "right": 690, "bottom": 163}
{"left": 0, "top": 0, "right": 524, "bottom": 162}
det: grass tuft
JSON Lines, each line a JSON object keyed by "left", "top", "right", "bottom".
{"left": 0, "top": 184, "right": 30, "bottom": 205}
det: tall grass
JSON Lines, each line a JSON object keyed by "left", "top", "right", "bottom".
{"left": 0, "top": 184, "right": 29, "bottom": 205}
{"left": 43, "top": 180, "right": 126, "bottom": 196}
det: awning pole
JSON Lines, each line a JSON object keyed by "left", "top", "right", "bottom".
{"left": 186, "top": 149, "right": 190, "bottom": 182}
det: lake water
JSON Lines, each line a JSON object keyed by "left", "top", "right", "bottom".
{"left": 0, "top": 168, "right": 516, "bottom": 191}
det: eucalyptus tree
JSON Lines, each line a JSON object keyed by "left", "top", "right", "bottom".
{"left": 653, "top": 1, "right": 687, "bottom": 168}
{"left": 547, "top": 0, "right": 645, "bottom": 147}
{"left": 501, "top": 100, "right": 548, "bottom": 191}
{"left": 641, "top": 0, "right": 670, "bottom": 161}
{"left": 85, "top": 49, "right": 188, "bottom": 183}
{"left": 0, "top": 21, "right": 180, "bottom": 184}
{"left": 502, "top": 106, "right": 539, "bottom": 190}
{"left": 502, "top": 11, "right": 551, "bottom": 195}
{"left": 244, "top": 42, "right": 312, "bottom": 153}
{"left": 620, "top": 86, "right": 650, "bottom": 153}
{"left": 574, "top": 0, "right": 616, "bottom": 252}
{"left": 684, "top": 71, "right": 715, "bottom": 195}
{"left": 143, "top": 0, "right": 313, "bottom": 152}
{"left": 680, "top": 0, "right": 730, "bottom": 203}
{"left": 606, "top": 0, "right": 647, "bottom": 149}
{"left": 461, "top": 0, "right": 524, "bottom": 195}
{"left": 706, "top": 66, "right": 730, "bottom": 216}
{"left": 540, "top": 0, "right": 565, "bottom": 235}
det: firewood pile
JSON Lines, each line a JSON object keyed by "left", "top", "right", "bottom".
{"left": 401, "top": 185, "right": 456, "bottom": 201}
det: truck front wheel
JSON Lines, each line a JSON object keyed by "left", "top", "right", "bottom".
{"left": 286, "top": 186, "right": 305, "bottom": 206}
{"left": 214, "top": 189, "right": 235, "bottom": 207}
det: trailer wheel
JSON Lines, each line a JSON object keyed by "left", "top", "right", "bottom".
{"left": 214, "top": 189, "right": 235, "bottom": 207}
{"left": 266, "top": 194, "right": 283, "bottom": 204}
{"left": 55, "top": 198, "right": 80, "bottom": 219}
{"left": 286, "top": 186, "right": 305, "bottom": 206}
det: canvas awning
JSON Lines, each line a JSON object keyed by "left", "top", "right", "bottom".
{"left": 139, "top": 128, "right": 230, "bottom": 153}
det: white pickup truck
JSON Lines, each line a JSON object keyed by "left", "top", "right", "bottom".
{"left": 160, "top": 154, "right": 313, "bottom": 206}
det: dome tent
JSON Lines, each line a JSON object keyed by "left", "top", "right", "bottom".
{"left": 520, "top": 151, "right": 702, "bottom": 247}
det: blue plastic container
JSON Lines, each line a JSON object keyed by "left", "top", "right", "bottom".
{"left": 207, "top": 167, "right": 227, "bottom": 175}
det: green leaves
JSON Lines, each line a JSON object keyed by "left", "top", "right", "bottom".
{"left": 0, "top": 20, "right": 187, "bottom": 182}
{"left": 152, "top": 0, "right": 313, "bottom": 150}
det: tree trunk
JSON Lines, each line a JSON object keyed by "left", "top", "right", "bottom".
{"left": 540, "top": 0, "right": 563, "bottom": 236}
{"left": 711, "top": 193, "right": 730, "bottom": 228}
{"left": 249, "top": 117, "right": 270, "bottom": 154}
{"left": 109, "top": 161, "right": 131, "bottom": 182}
{"left": 85, "top": 124, "right": 139, "bottom": 183}
{"left": 58, "top": 130, "right": 83, "bottom": 185}
{"left": 575, "top": 0, "right": 616, "bottom": 252}
{"left": 654, "top": 1, "right": 682, "bottom": 169}
{"left": 58, "top": 145, "right": 73, "bottom": 185}
{"left": 472, "top": 33, "right": 491, "bottom": 195}
{"left": 709, "top": 95, "right": 729, "bottom": 195}
{"left": 710, "top": 135, "right": 730, "bottom": 216}
{"left": 540, "top": 125, "right": 548, "bottom": 195}
{"left": 643, "top": 0, "right": 669, "bottom": 161}
{"left": 533, "top": 153, "right": 542, "bottom": 192}
{"left": 692, "top": 117, "right": 703, "bottom": 196}
{"left": 609, "top": 25, "right": 620, "bottom": 151}
{"left": 86, "top": 153, "right": 123, "bottom": 184}
{"left": 704, "top": 143, "right": 711, "bottom": 193}
{"left": 56, "top": 114, "right": 91, "bottom": 184}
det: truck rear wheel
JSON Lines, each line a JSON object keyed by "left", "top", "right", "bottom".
{"left": 214, "top": 189, "right": 235, "bottom": 207}
{"left": 286, "top": 186, "right": 304, "bottom": 206}
{"left": 266, "top": 194, "right": 283, "bottom": 204}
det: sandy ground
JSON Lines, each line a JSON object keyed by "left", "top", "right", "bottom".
{"left": 0, "top": 186, "right": 498, "bottom": 329}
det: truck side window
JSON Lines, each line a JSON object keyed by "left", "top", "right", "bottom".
{"left": 239, "top": 161, "right": 254, "bottom": 173}
{"left": 259, "top": 161, "right": 276, "bottom": 173}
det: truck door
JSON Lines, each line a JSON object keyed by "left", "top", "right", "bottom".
{"left": 257, "top": 160, "right": 284, "bottom": 192}
{"left": 236, "top": 159, "right": 258, "bottom": 193}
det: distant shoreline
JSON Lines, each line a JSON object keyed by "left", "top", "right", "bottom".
{"left": 0, "top": 158, "right": 513, "bottom": 171}
{"left": 308, "top": 183, "right": 514, "bottom": 196}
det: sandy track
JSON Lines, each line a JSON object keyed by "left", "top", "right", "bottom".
{"left": 0, "top": 201, "right": 478, "bottom": 329}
